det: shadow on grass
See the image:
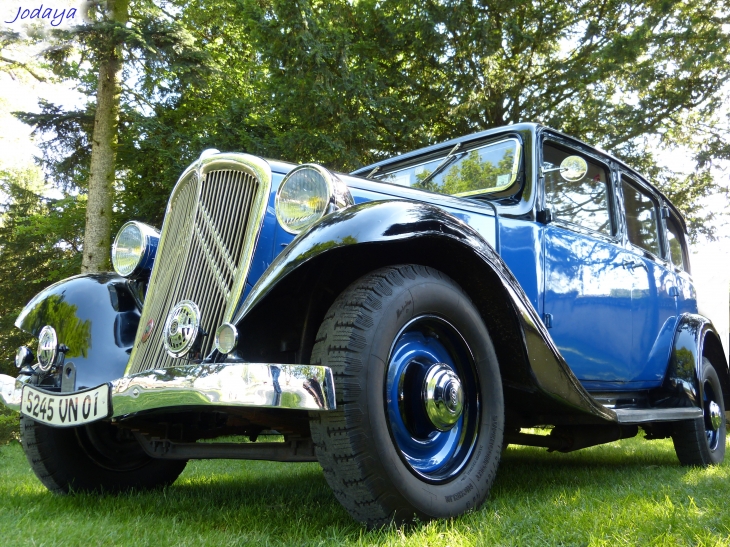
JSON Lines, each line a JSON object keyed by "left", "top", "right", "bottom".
{"left": 2, "top": 436, "right": 728, "bottom": 542}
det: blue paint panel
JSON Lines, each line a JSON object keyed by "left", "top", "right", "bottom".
{"left": 497, "top": 218, "right": 542, "bottom": 314}
{"left": 628, "top": 253, "right": 677, "bottom": 384}
{"left": 675, "top": 270, "right": 698, "bottom": 316}
{"left": 543, "top": 225, "right": 634, "bottom": 383}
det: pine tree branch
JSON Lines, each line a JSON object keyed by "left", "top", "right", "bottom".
{"left": 0, "top": 55, "right": 47, "bottom": 82}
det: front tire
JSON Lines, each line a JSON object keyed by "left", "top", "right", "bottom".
{"left": 672, "top": 358, "right": 726, "bottom": 466}
{"left": 309, "top": 265, "right": 504, "bottom": 527}
{"left": 21, "top": 416, "right": 187, "bottom": 493}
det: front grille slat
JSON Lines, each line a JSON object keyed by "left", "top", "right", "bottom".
{"left": 126, "top": 164, "right": 266, "bottom": 375}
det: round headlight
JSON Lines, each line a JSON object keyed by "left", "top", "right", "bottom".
{"left": 112, "top": 221, "right": 160, "bottom": 278}
{"left": 15, "top": 346, "right": 33, "bottom": 369}
{"left": 275, "top": 165, "right": 353, "bottom": 234}
{"left": 37, "top": 326, "right": 58, "bottom": 372}
{"left": 214, "top": 323, "right": 238, "bottom": 354}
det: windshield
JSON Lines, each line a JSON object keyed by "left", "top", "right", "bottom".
{"left": 374, "top": 138, "right": 521, "bottom": 197}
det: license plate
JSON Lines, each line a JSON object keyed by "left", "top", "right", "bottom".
{"left": 21, "top": 384, "right": 111, "bottom": 427}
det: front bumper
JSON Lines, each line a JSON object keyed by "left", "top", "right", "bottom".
{"left": 0, "top": 361, "right": 336, "bottom": 420}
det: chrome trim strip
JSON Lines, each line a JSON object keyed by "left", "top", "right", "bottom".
{"left": 613, "top": 407, "right": 703, "bottom": 424}
{"left": 111, "top": 362, "right": 336, "bottom": 417}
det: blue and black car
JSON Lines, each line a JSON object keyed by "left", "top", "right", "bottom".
{"left": 1, "top": 123, "right": 727, "bottom": 527}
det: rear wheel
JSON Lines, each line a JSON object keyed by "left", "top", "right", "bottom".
{"left": 672, "top": 358, "right": 726, "bottom": 466}
{"left": 21, "top": 416, "right": 187, "bottom": 493}
{"left": 309, "top": 265, "right": 504, "bottom": 527}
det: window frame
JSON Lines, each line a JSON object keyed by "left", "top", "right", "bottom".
{"left": 617, "top": 171, "right": 665, "bottom": 262}
{"left": 540, "top": 138, "right": 618, "bottom": 241}
{"left": 663, "top": 207, "right": 691, "bottom": 274}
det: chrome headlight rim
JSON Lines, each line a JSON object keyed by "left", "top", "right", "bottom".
{"left": 214, "top": 323, "right": 239, "bottom": 355}
{"left": 111, "top": 221, "right": 160, "bottom": 279}
{"left": 275, "top": 164, "right": 354, "bottom": 235}
{"left": 37, "top": 326, "right": 58, "bottom": 372}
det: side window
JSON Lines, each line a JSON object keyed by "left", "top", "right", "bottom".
{"left": 543, "top": 144, "right": 611, "bottom": 234}
{"left": 621, "top": 176, "right": 660, "bottom": 257}
{"left": 666, "top": 214, "right": 687, "bottom": 271}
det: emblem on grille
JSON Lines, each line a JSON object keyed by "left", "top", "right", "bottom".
{"left": 163, "top": 300, "right": 201, "bottom": 358}
{"left": 140, "top": 319, "right": 155, "bottom": 343}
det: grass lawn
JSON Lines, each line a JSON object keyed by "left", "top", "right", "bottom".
{"left": 1, "top": 433, "right": 729, "bottom": 546}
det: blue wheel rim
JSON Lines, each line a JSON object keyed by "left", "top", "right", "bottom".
{"left": 384, "top": 316, "right": 479, "bottom": 482}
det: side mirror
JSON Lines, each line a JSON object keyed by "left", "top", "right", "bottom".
{"left": 559, "top": 156, "right": 588, "bottom": 182}
{"left": 541, "top": 155, "right": 589, "bottom": 182}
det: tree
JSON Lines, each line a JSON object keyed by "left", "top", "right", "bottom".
{"left": 235, "top": 0, "right": 730, "bottom": 237}
{"left": 17, "top": 0, "right": 209, "bottom": 254}
{"left": 83, "top": 0, "right": 129, "bottom": 272}
{"left": 0, "top": 166, "right": 83, "bottom": 377}
{"left": 17, "top": 0, "right": 730, "bottom": 240}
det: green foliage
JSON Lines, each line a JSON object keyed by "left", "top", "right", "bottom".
{"left": 0, "top": 406, "right": 18, "bottom": 445}
{"left": 0, "top": 167, "right": 82, "bottom": 378}
{"left": 190, "top": 0, "right": 729, "bottom": 236}
{"left": 12, "top": 0, "right": 730, "bottom": 236}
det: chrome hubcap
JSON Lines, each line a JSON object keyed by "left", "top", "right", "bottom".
{"left": 423, "top": 363, "right": 464, "bottom": 431}
{"left": 708, "top": 401, "right": 722, "bottom": 431}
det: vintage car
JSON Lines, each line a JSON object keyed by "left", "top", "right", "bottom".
{"left": 0, "top": 123, "right": 727, "bottom": 527}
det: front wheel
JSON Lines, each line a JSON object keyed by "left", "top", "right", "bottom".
{"left": 672, "top": 358, "right": 726, "bottom": 466}
{"left": 21, "top": 416, "right": 187, "bottom": 494}
{"left": 309, "top": 265, "right": 504, "bottom": 527}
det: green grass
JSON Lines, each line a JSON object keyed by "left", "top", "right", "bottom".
{"left": 1, "top": 433, "right": 729, "bottom": 546}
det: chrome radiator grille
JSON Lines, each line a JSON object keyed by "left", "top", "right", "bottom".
{"left": 126, "top": 159, "right": 269, "bottom": 375}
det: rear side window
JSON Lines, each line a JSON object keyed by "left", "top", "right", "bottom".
{"left": 543, "top": 144, "right": 611, "bottom": 234}
{"left": 666, "top": 215, "right": 687, "bottom": 271}
{"left": 622, "top": 177, "right": 660, "bottom": 256}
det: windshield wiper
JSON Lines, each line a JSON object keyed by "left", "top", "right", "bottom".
{"left": 417, "top": 143, "right": 464, "bottom": 187}
{"left": 365, "top": 166, "right": 380, "bottom": 179}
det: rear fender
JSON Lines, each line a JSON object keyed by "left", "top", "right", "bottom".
{"left": 232, "top": 199, "right": 617, "bottom": 424}
{"left": 15, "top": 274, "right": 140, "bottom": 390}
{"left": 654, "top": 314, "right": 730, "bottom": 411}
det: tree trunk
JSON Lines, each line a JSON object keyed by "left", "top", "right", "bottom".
{"left": 81, "top": 0, "right": 129, "bottom": 273}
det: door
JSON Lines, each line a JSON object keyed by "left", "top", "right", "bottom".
{"left": 542, "top": 143, "right": 636, "bottom": 385}
{"left": 619, "top": 175, "right": 678, "bottom": 385}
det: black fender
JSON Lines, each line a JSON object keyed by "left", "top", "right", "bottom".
{"left": 15, "top": 274, "right": 140, "bottom": 390}
{"left": 232, "top": 199, "right": 617, "bottom": 425}
{"left": 653, "top": 313, "right": 730, "bottom": 411}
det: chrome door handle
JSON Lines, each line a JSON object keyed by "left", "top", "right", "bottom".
{"left": 623, "top": 258, "right": 647, "bottom": 272}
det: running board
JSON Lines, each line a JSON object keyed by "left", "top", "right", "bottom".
{"left": 613, "top": 407, "right": 702, "bottom": 424}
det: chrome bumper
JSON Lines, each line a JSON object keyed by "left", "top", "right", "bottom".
{"left": 0, "top": 361, "right": 336, "bottom": 419}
